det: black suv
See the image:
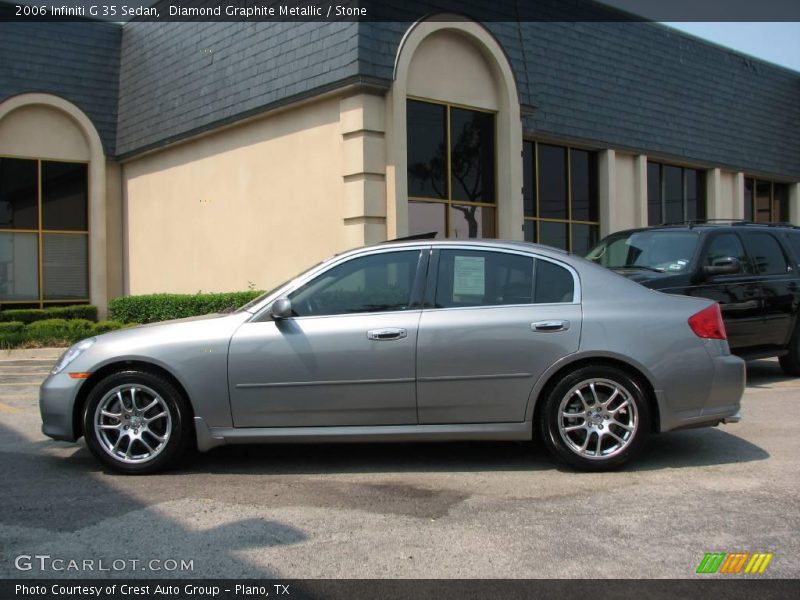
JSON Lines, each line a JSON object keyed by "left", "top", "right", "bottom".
{"left": 586, "top": 222, "right": 800, "bottom": 374}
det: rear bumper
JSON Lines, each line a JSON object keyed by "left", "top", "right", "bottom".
{"left": 659, "top": 353, "right": 745, "bottom": 432}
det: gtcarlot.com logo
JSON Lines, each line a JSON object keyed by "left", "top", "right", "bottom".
{"left": 696, "top": 552, "right": 774, "bottom": 574}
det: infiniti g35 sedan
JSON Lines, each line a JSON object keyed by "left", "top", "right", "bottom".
{"left": 40, "top": 240, "right": 745, "bottom": 474}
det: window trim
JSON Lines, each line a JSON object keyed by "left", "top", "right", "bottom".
{"left": 522, "top": 140, "right": 600, "bottom": 252}
{"left": 744, "top": 176, "right": 789, "bottom": 224}
{"left": 407, "top": 96, "right": 498, "bottom": 238}
{"left": 0, "top": 155, "right": 90, "bottom": 307}
{"left": 423, "top": 246, "right": 581, "bottom": 311}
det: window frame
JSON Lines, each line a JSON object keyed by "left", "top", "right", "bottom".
{"left": 407, "top": 97, "right": 498, "bottom": 239}
{"left": 522, "top": 140, "right": 600, "bottom": 253}
{"left": 423, "top": 246, "right": 581, "bottom": 311}
{"left": 0, "top": 154, "right": 90, "bottom": 307}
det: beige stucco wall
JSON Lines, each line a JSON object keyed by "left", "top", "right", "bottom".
{"left": 0, "top": 104, "right": 90, "bottom": 161}
{"left": 122, "top": 96, "right": 348, "bottom": 295}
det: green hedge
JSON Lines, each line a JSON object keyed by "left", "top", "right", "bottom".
{"left": 108, "top": 291, "right": 263, "bottom": 324}
{"left": 0, "top": 319, "right": 139, "bottom": 349}
{"left": 0, "top": 305, "right": 97, "bottom": 324}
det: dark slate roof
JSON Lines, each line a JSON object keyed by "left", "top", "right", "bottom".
{"left": 359, "top": 19, "right": 800, "bottom": 180}
{"left": 116, "top": 21, "right": 361, "bottom": 156}
{"left": 0, "top": 20, "right": 121, "bottom": 156}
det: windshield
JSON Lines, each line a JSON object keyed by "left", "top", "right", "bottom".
{"left": 586, "top": 230, "right": 700, "bottom": 273}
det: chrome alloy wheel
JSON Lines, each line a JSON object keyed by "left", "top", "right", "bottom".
{"left": 94, "top": 384, "right": 172, "bottom": 464}
{"left": 557, "top": 378, "right": 639, "bottom": 460}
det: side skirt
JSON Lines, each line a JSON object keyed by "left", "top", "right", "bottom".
{"left": 193, "top": 417, "right": 531, "bottom": 452}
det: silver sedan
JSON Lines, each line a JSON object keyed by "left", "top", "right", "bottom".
{"left": 40, "top": 240, "right": 745, "bottom": 474}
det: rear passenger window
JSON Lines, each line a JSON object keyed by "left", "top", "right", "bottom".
{"left": 535, "top": 260, "right": 575, "bottom": 303}
{"left": 434, "top": 250, "right": 533, "bottom": 308}
{"left": 433, "top": 250, "right": 575, "bottom": 308}
{"left": 742, "top": 233, "right": 788, "bottom": 275}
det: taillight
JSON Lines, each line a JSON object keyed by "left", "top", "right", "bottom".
{"left": 688, "top": 303, "right": 727, "bottom": 340}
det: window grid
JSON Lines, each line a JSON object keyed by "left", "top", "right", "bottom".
{"left": 524, "top": 141, "right": 600, "bottom": 252}
{"left": 407, "top": 97, "right": 497, "bottom": 238}
{"left": 0, "top": 156, "right": 90, "bottom": 307}
{"left": 647, "top": 161, "right": 706, "bottom": 225}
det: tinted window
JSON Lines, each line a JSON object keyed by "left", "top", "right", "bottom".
{"left": 535, "top": 260, "right": 575, "bottom": 304}
{"left": 450, "top": 108, "right": 495, "bottom": 203}
{"left": 0, "top": 158, "right": 38, "bottom": 230}
{"left": 587, "top": 230, "right": 699, "bottom": 273}
{"left": 538, "top": 144, "right": 567, "bottom": 219}
{"left": 742, "top": 233, "right": 787, "bottom": 275}
{"left": 290, "top": 251, "right": 420, "bottom": 317}
{"left": 42, "top": 161, "right": 88, "bottom": 231}
{"left": 703, "top": 233, "right": 751, "bottom": 275}
{"left": 570, "top": 149, "right": 598, "bottom": 222}
{"left": 407, "top": 101, "right": 446, "bottom": 199}
{"left": 434, "top": 250, "right": 533, "bottom": 308}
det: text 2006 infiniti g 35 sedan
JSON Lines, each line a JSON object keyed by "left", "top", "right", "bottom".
{"left": 40, "top": 240, "right": 745, "bottom": 474}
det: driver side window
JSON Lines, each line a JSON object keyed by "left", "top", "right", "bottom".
{"left": 289, "top": 250, "right": 421, "bottom": 317}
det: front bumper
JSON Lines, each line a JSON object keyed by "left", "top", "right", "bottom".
{"left": 39, "top": 373, "right": 84, "bottom": 442}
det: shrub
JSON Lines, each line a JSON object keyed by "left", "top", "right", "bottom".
{"left": 0, "top": 304, "right": 97, "bottom": 324}
{"left": 91, "top": 320, "right": 137, "bottom": 335}
{"left": 0, "top": 321, "right": 25, "bottom": 335}
{"left": 108, "top": 291, "right": 263, "bottom": 324}
{"left": 26, "top": 318, "right": 94, "bottom": 344}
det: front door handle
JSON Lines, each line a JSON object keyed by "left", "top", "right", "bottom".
{"left": 367, "top": 328, "right": 408, "bottom": 341}
{"left": 532, "top": 320, "right": 570, "bottom": 333}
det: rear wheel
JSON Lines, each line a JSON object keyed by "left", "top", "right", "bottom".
{"left": 83, "top": 370, "right": 192, "bottom": 474}
{"left": 539, "top": 365, "right": 650, "bottom": 471}
{"left": 779, "top": 326, "right": 800, "bottom": 376}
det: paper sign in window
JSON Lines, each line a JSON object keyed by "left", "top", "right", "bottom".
{"left": 453, "top": 256, "right": 485, "bottom": 297}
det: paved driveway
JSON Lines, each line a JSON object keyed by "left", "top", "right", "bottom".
{"left": 0, "top": 349, "right": 798, "bottom": 579}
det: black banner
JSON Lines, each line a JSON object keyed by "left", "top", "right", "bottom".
{"left": 3, "top": 579, "right": 800, "bottom": 600}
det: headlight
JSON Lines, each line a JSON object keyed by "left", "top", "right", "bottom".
{"left": 51, "top": 338, "right": 96, "bottom": 376}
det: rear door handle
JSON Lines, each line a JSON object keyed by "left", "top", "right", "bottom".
{"left": 532, "top": 320, "right": 570, "bottom": 333}
{"left": 367, "top": 328, "right": 407, "bottom": 341}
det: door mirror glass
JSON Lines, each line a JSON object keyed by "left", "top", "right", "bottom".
{"left": 702, "top": 257, "right": 741, "bottom": 277}
{"left": 270, "top": 298, "right": 293, "bottom": 320}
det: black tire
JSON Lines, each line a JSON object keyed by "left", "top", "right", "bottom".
{"left": 82, "top": 370, "right": 193, "bottom": 474}
{"left": 779, "top": 327, "right": 800, "bottom": 376}
{"left": 538, "top": 365, "right": 651, "bottom": 471}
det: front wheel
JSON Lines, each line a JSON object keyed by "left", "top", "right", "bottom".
{"left": 83, "top": 370, "right": 193, "bottom": 474}
{"left": 538, "top": 366, "right": 651, "bottom": 471}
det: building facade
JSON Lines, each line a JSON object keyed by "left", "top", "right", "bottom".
{"left": 1, "top": 8, "right": 799, "bottom": 314}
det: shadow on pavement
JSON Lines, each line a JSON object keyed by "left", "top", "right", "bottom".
{"left": 0, "top": 421, "right": 305, "bottom": 577}
{"left": 745, "top": 358, "right": 796, "bottom": 388}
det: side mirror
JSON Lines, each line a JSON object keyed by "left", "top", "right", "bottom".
{"left": 270, "top": 298, "right": 293, "bottom": 320}
{"left": 702, "top": 257, "right": 741, "bottom": 278}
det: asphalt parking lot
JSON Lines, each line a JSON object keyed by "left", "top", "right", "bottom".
{"left": 0, "top": 349, "right": 798, "bottom": 579}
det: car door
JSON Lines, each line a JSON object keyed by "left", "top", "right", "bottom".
{"left": 227, "top": 248, "right": 427, "bottom": 427}
{"left": 689, "top": 232, "right": 763, "bottom": 351}
{"left": 416, "top": 247, "right": 581, "bottom": 424}
{"left": 741, "top": 231, "right": 795, "bottom": 348}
